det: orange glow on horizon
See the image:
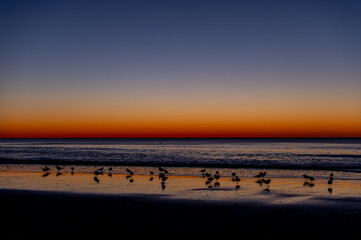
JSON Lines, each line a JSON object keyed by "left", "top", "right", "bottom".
{"left": 1, "top": 119, "right": 360, "bottom": 138}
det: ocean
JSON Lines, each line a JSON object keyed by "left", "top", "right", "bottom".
{"left": 0, "top": 138, "right": 360, "bottom": 172}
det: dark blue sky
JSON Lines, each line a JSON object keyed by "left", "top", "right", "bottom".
{"left": 1, "top": 0, "right": 360, "bottom": 84}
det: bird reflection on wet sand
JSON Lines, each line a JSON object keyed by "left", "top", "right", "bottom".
{"left": 36, "top": 166, "right": 344, "bottom": 197}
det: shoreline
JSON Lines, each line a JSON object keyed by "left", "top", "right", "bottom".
{"left": 1, "top": 158, "right": 360, "bottom": 171}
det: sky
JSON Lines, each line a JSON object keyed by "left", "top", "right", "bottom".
{"left": 0, "top": 0, "right": 360, "bottom": 138}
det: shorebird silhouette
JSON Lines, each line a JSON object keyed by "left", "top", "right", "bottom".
{"left": 94, "top": 176, "right": 100, "bottom": 183}
{"left": 108, "top": 167, "right": 112, "bottom": 172}
{"left": 42, "top": 166, "right": 50, "bottom": 172}
{"left": 159, "top": 166, "right": 165, "bottom": 172}
{"left": 149, "top": 171, "right": 154, "bottom": 175}
{"left": 160, "top": 175, "right": 168, "bottom": 182}
{"left": 328, "top": 188, "right": 333, "bottom": 193}
{"left": 42, "top": 172, "right": 50, "bottom": 177}
{"left": 94, "top": 170, "right": 100, "bottom": 175}
{"left": 262, "top": 179, "right": 271, "bottom": 185}
{"left": 200, "top": 169, "right": 206, "bottom": 173}
{"left": 56, "top": 165, "right": 63, "bottom": 171}
{"left": 303, "top": 174, "right": 314, "bottom": 182}
{"left": 235, "top": 185, "right": 240, "bottom": 190}
{"left": 126, "top": 168, "right": 132, "bottom": 173}
{"left": 98, "top": 167, "right": 104, "bottom": 171}
{"left": 56, "top": 172, "right": 62, "bottom": 177}
{"left": 234, "top": 176, "right": 241, "bottom": 182}
{"left": 254, "top": 171, "right": 266, "bottom": 178}
{"left": 328, "top": 173, "right": 334, "bottom": 184}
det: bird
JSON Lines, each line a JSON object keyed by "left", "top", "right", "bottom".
{"left": 200, "top": 169, "right": 206, "bottom": 173}
{"left": 214, "top": 182, "right": 221, "bottom": 187}
{"left": 254, "top": 171, "right": 266, "bottom": 178}
{"left": 56, "top": 172, "right": 62, "bottom": 177}
{"left": 70, "top": 167, "right": 75, "bottom": 171}
{"left": 303, "top": 174, "right": 314, "bottom": 182}
{"left": 94, "top": 176, "right": 100, "bottom": 183}
{"left": 214, "top": 174, "right": 220, "bottom": 180}
{"left": 235, "top": 185, "right": 240, "bottom": 190}
{"left": 42, "top": 172, "right": 50, "bottom": 178}
{"left": 42, "top": 166, "right": 50, "bottom": 172}
{"left": 98, "top": 167, "right": 104, "bottom": 171}
{"left": 262, "top": 179, "right": 271, "bottom": 185}
{"left": 328, "top": 188, "right": 333, "bottom": 193}
{"left": 159, "top": 166, "right": 165, "bottom": 172}
{"left": 160, "top": 175, "right": 168, "bottom": 182}
{"left": 56, "top": 165, "right": 63, "bottom": 171}
{"left": 94, "top": 170, "right": 100, "bottom": 175}
{"left": 149, "top": 171, "right": 154, "bottom": 175}
{"left": 108, "top": 167, "right": 113, "bottom": 172}
{"left": 126, "top": 168, "right": 132, "bottom": 173}
{"left": 255, "top": 172, "right": 262, "bottom": 178}
{"left": 330, "top": 173, "right": 334, "bottom": 178}
{"left": 328, "top": 178, "right": 333, "bottom": 185}
{"left": 231, "top": 172, "right": 236, "bottom": 177}
{"left": 234, "top": 176, "right": 241, "bottom": 182}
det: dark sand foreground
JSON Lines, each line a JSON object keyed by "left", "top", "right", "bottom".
{"left": 1, "top": 189, "right": 361, "bottom": 240}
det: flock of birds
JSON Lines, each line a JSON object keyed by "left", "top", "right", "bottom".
{"left": 41, "top": 165, "right": 336, "bottom": 193}
{"left": 42, "top": 165, "right": 171, "bottom": 190}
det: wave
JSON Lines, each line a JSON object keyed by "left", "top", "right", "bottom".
{"left": 1, "top": 157, "right": 361, "bottom": 172}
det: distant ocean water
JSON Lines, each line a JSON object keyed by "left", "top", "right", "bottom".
{"left": 0, "top": 138, "right": 360, "bottom": 171}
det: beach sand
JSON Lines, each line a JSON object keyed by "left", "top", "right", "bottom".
{"left": 1, "top": 166, "right": 361, "bottom": 239}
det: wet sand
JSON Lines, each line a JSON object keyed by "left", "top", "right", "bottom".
{"left": 1, "top": 189, "right": 361, "bottom": 239}
{"left": 1, "top": 166, "right": 361, "bottom": 239}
